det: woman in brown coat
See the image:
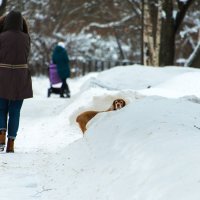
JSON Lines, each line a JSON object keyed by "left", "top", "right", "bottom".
{"left": 0, "top": 11, "right": 33, "bottom": 153}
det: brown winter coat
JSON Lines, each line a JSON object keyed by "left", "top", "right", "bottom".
{"left": 0, "top": 12, "right": 33, "bottom": 100}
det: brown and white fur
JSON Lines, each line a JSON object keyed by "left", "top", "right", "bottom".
{"left": 76, "top": 99, "right": 126, "bottom": 134}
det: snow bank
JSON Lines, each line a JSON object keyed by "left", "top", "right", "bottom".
{"left": 41, "top": 96, "right": 200, "bottom": 200}
{"left": 39, "top": 64, "right": 200, "bottom": 200}
{"left": 3, "top": 64, "right": 200, "bottom": 200}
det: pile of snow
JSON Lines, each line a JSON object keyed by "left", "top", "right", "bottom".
{"left": 2, "top": 64, "right": 200, "bottom": 200}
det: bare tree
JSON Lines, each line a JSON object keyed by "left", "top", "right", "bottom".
{"left": 160, "top": 0, "right": 195, "bottom": 66}
{"left": 142, "top": 0, "right": 195, "bottom": 66}
{"left": 4, "top": 0, "right": 199, "bottom": 74}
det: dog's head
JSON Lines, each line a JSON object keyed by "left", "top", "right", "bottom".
{"left": 112, "top": 99, "right": 126, "bottom": 110}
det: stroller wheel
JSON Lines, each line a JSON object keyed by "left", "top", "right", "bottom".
{"left": 47, "top": 88, "right": 51, "bottom": 97}
{"left": 64, "top": 89, "right": 70, "bottom": 98}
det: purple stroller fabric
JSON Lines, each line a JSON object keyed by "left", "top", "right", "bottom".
{"left": 49, "top": 61, "right": 61, "bottom": 84}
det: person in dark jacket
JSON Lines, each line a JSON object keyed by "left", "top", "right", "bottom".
{"left": 52, "top": 42, "right": 71, "bottom": 98}
{"left": 0, "top": 11, "right": 33, "bottom": 153}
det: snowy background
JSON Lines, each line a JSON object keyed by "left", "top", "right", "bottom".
{"left": 1, "top": 64, "right": 200, "bottom": 200}
{"left": 4, "top": 0, "right": 200, "bottom": 73}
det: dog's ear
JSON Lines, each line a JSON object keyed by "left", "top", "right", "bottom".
{"left": 122, "top": 99, "right": 126, "bottom": 107}
{"left": 113, "top": 100, "right": 117, "bottom": 110}
{"left": 109, "top": 101, "right": 115, "bottom": 110}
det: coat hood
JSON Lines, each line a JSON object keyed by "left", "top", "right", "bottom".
{"left": 3, "top": 11, "right": 23, "bottom": 32}
{"left": 58, "top": 42, "right": 65, "bottom": 48}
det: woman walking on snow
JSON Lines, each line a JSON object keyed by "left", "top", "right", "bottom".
{"left": 52, "top": 42, "right": 71, "bottom": 98}
{"left": 0, "top": 11, "right": 33, "bottom": 153}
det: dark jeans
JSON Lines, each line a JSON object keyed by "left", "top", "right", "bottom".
{"left": 0, "top": 98, "right": 23, "bottom": 139}
{"left": 61, "top": 79, "right": 70, "bottom": 97}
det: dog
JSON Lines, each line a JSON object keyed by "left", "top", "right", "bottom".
{"left": 76, "top": 98, "right": 126, "bottom": 133}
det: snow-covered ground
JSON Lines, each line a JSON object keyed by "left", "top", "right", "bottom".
{"left": 1, "top": 64, "right": 200, "bottom": 200}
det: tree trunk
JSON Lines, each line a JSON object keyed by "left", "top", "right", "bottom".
{"left": 142, "top": 0, "right": 195, "bottom": 67}
{"left": 142, "top": 0, "right": 162, "bottom": 66}
{"left": 154, "top": 1, "right": 162, "bottom": 66}
{"left": 159, "top": 0, "right": 175, "bottom": 66}
{"left": 143, "top": 0, "right": 153, "bottom": 66}
{"left": 141, "top": 0, "right": 144, "bottom": 65}
{"left": 159, "top": 0, "right": 195, "bottom": 66}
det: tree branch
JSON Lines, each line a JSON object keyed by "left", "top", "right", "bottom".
{"left": 174, "top": 0, "right": 195, "bottom": 34}
{"left": 126, "top": 0, "right": 141, "bottom": 17}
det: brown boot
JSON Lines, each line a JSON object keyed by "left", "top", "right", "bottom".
{"left": 0, "top": 130, "right": 6, "bottom": 151}
{"left": 6, "top": 138, "right": 14, "bottom": 153}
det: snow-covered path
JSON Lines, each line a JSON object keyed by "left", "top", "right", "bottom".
{"left": 0, "top": 77, "right": 83, "bottom": 200}
{"left": 1, "top": 152, "right": 42, "bottom": 199}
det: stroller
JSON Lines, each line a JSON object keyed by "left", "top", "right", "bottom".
{"left": 47, "top": 61, "right": 69, "bottom": 98}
